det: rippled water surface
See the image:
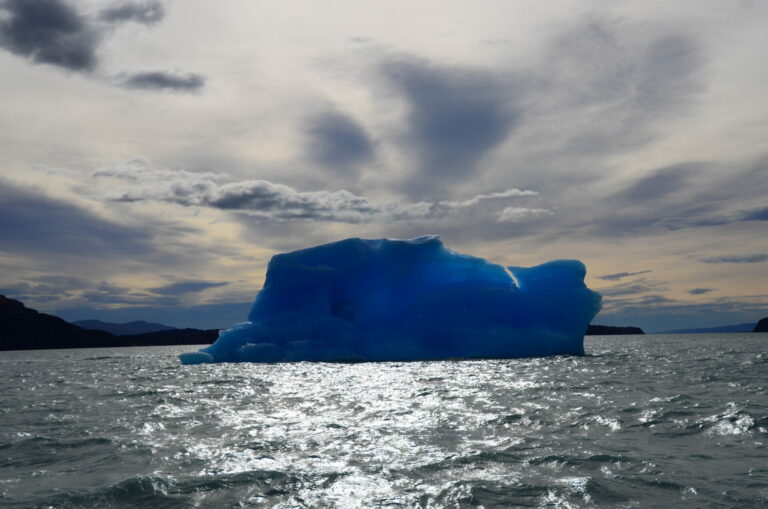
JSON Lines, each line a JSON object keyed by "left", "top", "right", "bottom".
{"left": 1, "top": 334, "right": 767, "bottom": 508}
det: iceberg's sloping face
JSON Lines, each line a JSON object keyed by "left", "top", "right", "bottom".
{"left": 179, "top": 236, "right": 601, "bottom": 364}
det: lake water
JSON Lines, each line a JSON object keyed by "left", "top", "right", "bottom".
{"left": 1, "top": 334, "right": 767, "bottom": 508}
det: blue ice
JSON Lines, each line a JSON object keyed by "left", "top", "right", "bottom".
{"left": 179, "top": 236, "right": 601, "bottom": 364}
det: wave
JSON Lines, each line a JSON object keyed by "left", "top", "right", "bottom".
{"left": 20, "top": 470, "right": 313, "bottom": 508}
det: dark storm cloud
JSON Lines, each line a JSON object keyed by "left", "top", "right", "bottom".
{"left": 596, "top": 270, "right": 653, "bottom": 281}
{"left": 741, "top": 206, "right": 768, "bottom": 221}
{"left": 0, "top": 0, "right": 205, "bottom": 92}
{"left": 688, "top": 288, "right": 715, "bottom": 295}
{"left": 99, "top": 0, "right": 164, "bottom": 25}
{"left": 121, "top": 71, "right": 205, "bottom": 92}
{"left": 382, "top": 57, "right": 521, "bottom": 192}
{"left": 0, "top": 0, "right": 100, "bottom": 71}
{"left": 0, "top": 179, "right": 154, "bottom": 256}
{"left": 149, "top": 280, "right": 229, "bottom": 296}
{"left": 306, "top": 111, "right": 374, "bottom": 173}
{"left": 699, "top": 254, "right": 768, "bottom": 264}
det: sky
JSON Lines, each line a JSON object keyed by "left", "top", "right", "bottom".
{"left": 1, "top": 0, "right": 767, "bottom": 332}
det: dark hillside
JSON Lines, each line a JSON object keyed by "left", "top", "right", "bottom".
{"left": 0, "top": 296, "right": 217, "bottom": 351}
{"left": 586, "top": 324, "right": 645, "bottom": 335}
{"left": 0, "top": 295, "right": 121, "bottom": 350}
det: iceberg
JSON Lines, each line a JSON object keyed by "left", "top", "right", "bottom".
{"left": 179, "top": 236, "right": 601, "bottom": 364}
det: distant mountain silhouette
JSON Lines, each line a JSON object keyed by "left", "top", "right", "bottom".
{"left": 661, "top": 323, "right": 756, "bottom": 334}
{"left": 73, "top": 319, "right": 176, "bottom": 335}
{"left": 754, "top": 318, "right": 768, "bottom": 333}
{"left": 0, "top": 295, "right": 217, "bottom": 351}
{"left": 585, "top": 324, "right": 644, "bottom": 335}
{"left": 120, "top": 328, "right": 218, "bottom": 346}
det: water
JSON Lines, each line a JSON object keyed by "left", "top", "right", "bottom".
{"left": 1, "top": 334, "right": 767, "bottom": 508}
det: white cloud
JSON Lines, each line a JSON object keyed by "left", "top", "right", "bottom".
{"left": 439, "top": 188, "right": 538, "bottom": 208}
{"left": 497, "top": 207, "right": 553, "bottom": 222}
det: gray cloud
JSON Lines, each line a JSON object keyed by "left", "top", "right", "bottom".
{"left": 600, "top": 280, "right": 659, "bottom": 297}
{"left": 121, "top": 71, "right": 205, "bottom": 92}
{"left": 636, "top": 36, "right": 700, "bottom": 110}
{"left": 414, "top": 22, "right": 705, "bottom": 247}
{"left": 0, "top": 275, "right": 87, "bottom": 302}
{"left": 0, "top": 278, "right": 167, "bottom": 307}
{"left": 99, "top": 0, "right": 164, "bottom": 25}
{"left": 497, "top": 207, "right": 553, "bottom": 223}
{"left": 699, "top": 254, "right": 768, "bottom": 264}
{"left": 529, "top": 21, "right": 701, "bottom": 159}
{"left": 567, "top": 159, "right": 768, "bottom": 239}
{"left": 80, "top": 281, "right": 178, "bottom": 306}
{"left": 635, "top": 294, "right": 675, "bottom": 305}
{"left": 598, "top": 294, "right": 768, "bottom": 333}
{"left": 0, "top": 0, "right": 100, "bottom": 71}
{"left": 597, "top": 270, "right": 653, "bottom": 281}
{"left": 353, "top": 16, "right": 703, "bottom": 211}
{"left": 0, "top": 0, "right": 204, "bottom": 92}
{"left": 616, "top": 164, "right": 697, "bottom": 202}
{"left": 688, "top": 287, "right": 715, "bottom": 295}
{"left": 306, "top": 111, "right": 374, "bottom": 174}
{"left": 1, "top": 270, "right": 234, "bottom": 311}
{"left": 382, "top": 56, "right": 521, "bottom": 194}
{"left": 150, "top": 280, "right": 229, "bottom": 296}
{"left": 94, "top": 164, "right": 539, "bottom": 224}
{"left": 0, "top": 178, "right": 154, "bottom": 257}
{"left": 441, "top": 188, "right": 538, "bottom": 208}
{"left": 742, "top": 206, "right": 768, "bottom": 221}
{"left": 93, "top": 163, "right": 229, "bottom": 183}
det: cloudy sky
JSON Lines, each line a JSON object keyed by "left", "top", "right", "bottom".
{"left": 1, "top": 0, "right": 767, "bottom": 331}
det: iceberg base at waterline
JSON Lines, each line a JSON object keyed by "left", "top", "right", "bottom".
{"left": 179, "top": 236, "right": 602, "bottom": 364}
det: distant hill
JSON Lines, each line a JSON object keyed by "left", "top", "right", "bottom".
{"left": 586, "top": 324, "right": 644, "bottom": 335}
{"left": 73, "top": 319, "right": 176, "bottom": 335}
{"left": 661, "top": 323, "right": 757, "bottom": 334}
{"left": 754, "top": 318, "right": 768, "bottom": 333}
{"left": 0, "top": 295, "right": 217, "bottom": 351}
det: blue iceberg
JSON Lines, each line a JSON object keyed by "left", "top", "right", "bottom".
{"left": 179, "top": 236, "right": 601, "bottom": 364}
